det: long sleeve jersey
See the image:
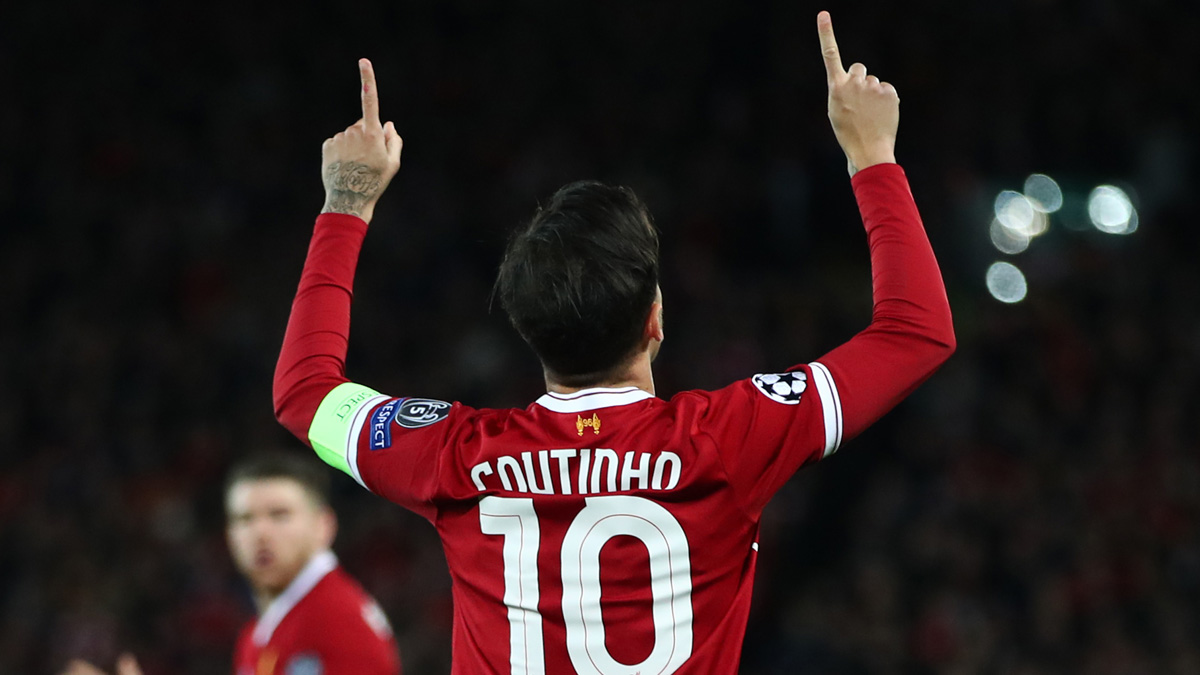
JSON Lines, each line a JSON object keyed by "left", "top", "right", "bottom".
{"left": 273, "top": 163, "right": 955, "bottom": 675}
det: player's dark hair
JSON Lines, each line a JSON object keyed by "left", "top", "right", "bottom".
{"left": 496, "top": 180, "right": 660, "bottom": 386}
{"left": 225, "top": 452, "right": 331, "bottom": 509}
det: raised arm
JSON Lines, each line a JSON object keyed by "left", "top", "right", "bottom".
{"left": 320, "top": 59, "right": 403, "bottom": 222}
{"left": 812, "top": 11, "right": 956, "bottom": 442}
{"left": 273, "top": 59, "right": 402, "bottom": 447}
{"left": 818, "top": 10, "right": 898, "bottom": 177}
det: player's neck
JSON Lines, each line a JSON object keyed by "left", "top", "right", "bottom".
{"left": 544, "top": 352, "right": 655, "bottom": 396}
{"left": 253, "top": 588, "right": 281, "bottom": 614}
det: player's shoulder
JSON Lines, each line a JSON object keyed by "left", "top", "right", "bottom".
{"left": 359, "top": 394, "right": 481, "bottom": 453}
{"left": 668, "top": 367, "right": 817, "bottom": 412}
{"left": 295, "top": 567, "right": 393, "bottom": 638}
{"left": 370, "top": 394, "right": 526, "bottom": 428}
{"left": 306, "top": 565, "right": 371, "bottom": 607}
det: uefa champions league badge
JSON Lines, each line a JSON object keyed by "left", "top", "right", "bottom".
{"left": 751, "top": 372, "right": 808, "bottom": 405}
{"left": 393, "top": 398, "right": 452, "bottom": 429}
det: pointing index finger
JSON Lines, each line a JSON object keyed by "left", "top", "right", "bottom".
{"left": 359, "top": 58, "right": 380, "bottom": 127}
{"left": 817, "top": 11, "right": 845, "bottom": 82}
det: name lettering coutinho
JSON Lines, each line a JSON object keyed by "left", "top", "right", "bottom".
{"left": 470, "top": 449, "right": 682, "bottom": 495}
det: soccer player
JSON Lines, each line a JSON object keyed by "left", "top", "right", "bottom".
{"left": 225, "top": 453, "right": 401, "bottom": 675}
{"left": 273, "top": 11, "right": 954, "bottom": 675}
{"left": 63, "top": 454, "right": 401, "bottom": 675}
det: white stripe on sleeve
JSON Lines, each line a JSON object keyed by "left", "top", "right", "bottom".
{"left": 808, "top": 361, "right": 843, "bottom": 457}
{"left": 347, "top": 394, "right": 389, "bottom": 489}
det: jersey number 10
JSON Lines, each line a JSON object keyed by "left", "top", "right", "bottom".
{"left": 480, "top": 495, "right": 694, "bottom": 675}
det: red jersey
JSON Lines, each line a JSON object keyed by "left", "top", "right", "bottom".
{"left": 273, "top": 164, "right": 955, "bottom": 674}
{"left": 233, "top": 551, "right": 401, "bottom": 675}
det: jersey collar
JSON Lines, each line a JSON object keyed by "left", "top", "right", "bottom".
{"left": 534, "top": 386, "right": 656, "bottom": 413}
{"left": 252, "top": 549, "right": 338, "bottom": 646}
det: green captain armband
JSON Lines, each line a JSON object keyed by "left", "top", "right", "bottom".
{"left": 309, "top": 382, "right": 386, "bottom": 477}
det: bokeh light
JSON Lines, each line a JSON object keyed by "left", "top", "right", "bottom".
{"left": 1023, "top": 174, "right": 1063, "bottom": 213}
{"left": 1087, "top": 185, "right": 1138, "bottom": 235}
{"left": 989, "top": 218, "right": 1030, "bottom": 254}
{"left": 986, "top": 261, "right": 1028, "bottom": 303}
{"left": 994, "top": 190, "right": 1049, "bottom": 238}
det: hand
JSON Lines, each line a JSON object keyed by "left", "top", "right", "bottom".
{"left": 61, "top": 654, "right": 143, "bottom": 675}
{"left": 321, "top": 58, "right": 404, "bottom": 223}
{"left": 817, "top": 11, "right": 898, "bottom": 177}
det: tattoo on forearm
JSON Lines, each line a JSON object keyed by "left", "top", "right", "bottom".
{"left": 322, "top": 162, "right": 383, "bottom": 216}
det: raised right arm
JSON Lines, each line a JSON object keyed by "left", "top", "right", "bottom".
{"left": 273, "top": 59, "right": 402, "bottom": 469}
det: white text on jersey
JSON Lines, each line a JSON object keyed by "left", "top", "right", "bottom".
{"left": 470, "top": 449, "right": 682, "bottom": 496}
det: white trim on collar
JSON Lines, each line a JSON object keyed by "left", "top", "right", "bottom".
{"left": 252, "top": 549, "right": 338, "bottom": 646}
{"left": 534, "top": 386, "right": 656, "bottom": 413}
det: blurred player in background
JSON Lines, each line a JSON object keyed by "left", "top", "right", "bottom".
{"left": 273, "top": 10, "right": 953, "bottom": 674}
{"left": 225, "top": 453, "right": 400, "bottom": 675}
{"left": 63, "top": 453, "right": 401, "bottom": 675}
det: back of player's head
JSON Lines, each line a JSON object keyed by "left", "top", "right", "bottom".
{"left": 496, "top": 181, "right": 660, "bottom": 385}
{"left": 225, "top": 451, "right": 332, "bottom": 510}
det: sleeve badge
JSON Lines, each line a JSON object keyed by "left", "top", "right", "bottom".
{"left": 394, "top": 398, "right": 452, "bottom": 429}
{"left": 750, "top": 372, "right": 808, "bottom": 405}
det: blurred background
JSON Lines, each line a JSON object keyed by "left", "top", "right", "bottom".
{"left": 2, "top": 0, "right": 1198, "bottom": 672}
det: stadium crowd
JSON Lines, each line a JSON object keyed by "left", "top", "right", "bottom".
{"left": 1, "top": 0, "right": 1197, "bottom": 673}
